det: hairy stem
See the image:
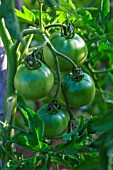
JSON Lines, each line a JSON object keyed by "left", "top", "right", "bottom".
{"left": 0, "top": 18, "right": 18, "bottom": 166}
{"left": 37, "top": 1, "right": 44, "bottom": 32}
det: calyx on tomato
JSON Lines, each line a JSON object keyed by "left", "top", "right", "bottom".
{"left": 24, "top": 53, "right": 42, "bottom": 70}
{"left": 61, "top": 22, "right": 75, "bottom": 39}
{"left": 14, "top": 54, "right": 54, "bottom": 100}
{"left": 43, "top": 23, "right": 88, "bottom": 71}
{"left": 61, "top": 68, "right": 95, "bottom": 108}
{"left": 37, "top": 100, "right": 70, "bottom": 138}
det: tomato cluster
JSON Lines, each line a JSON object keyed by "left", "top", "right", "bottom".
{"left": 14, "top": 25, "right": 95, "bottom": 138}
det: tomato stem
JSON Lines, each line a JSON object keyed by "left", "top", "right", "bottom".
{"left": 45, "top": 23, "right": 67, "bottom": 30}
{"left": 18, "top": 34, "right": 34, "bottom": 64}
{"left": 37, "top": 1, "right": 45, "bottom": 33}
{"left": 50, "top": 52, "right": 61, "bottom": 100}
{"left": 0, "top": 18, "right": 18, "bottom": 166}
{"left": 61, "top": 84, "right": 74, "bottom": 130}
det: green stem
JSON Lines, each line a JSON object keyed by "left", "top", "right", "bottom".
{"left": 0, "top": 18, "right": 17, "bottom": 166}
{"left": 56, "top": 163, "right": 59, "bottom": 170}
{"left": 61, "top": 84, "right": 74, "bottom": 129}
{"left": 20, "top": 34, "right": 34, "bottom": 58}
{"left": 0, "top": 121, "right": 5, "bottom": 127}
{"left": 50, "top": 51, "right": 61, "bottom": 100}
{"left": 91, "top": 67, "right": 113, "bottom": 74}
{"left": 22, "top": 28, "right": 41, "bottom": 37}
{"left": 18, "top": 34, "right": 34, "bottom": 65}
{"left": 85, "top": 53, "right": 101, "bottom": 63}
{"left": 37, "top": 1, "right": 44, "bottom": 32}
{"left": 45, "top": 23, "right": 66, "bottom": 30}
{"left": 0, "top": 19, "right": 14, "bottom": 98}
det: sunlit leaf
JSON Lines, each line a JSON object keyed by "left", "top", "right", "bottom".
{"left": 15, "top": 6, "right": 36, "bottom": 24}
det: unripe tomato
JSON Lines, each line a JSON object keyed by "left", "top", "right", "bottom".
{"left": 61, "top": 72, "right": 95, "bottom": 108}
{"left": 37, "top": 101, "right": 70, "bottom": 138}
{"left": 43, "top": 32, "right": 88, "bottom": 71}
{"left": 14, "top": 62, "right": 54, "bottom": 100}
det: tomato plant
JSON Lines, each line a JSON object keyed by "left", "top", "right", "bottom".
{"left": 0, "top": 0, "right": 113, "bottom": 169}
{"left": 37, "top": 101, "right": 70, "bottom": 138}
{"left": 43, "top": 30, "right": 88, "bottom": 71}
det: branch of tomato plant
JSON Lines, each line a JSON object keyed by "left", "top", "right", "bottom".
{"left": 28, "top": 41, "right": 47, "bottom": 53}
{"left": 37, "top": 0, "right": 45, "bottom": 33}
{"left": 0, "top": 121, "right": 5, "bottom": 127}
{"left": 42, "top": 39, "right": 61, "bottom": 100}
{"left": 17, "top": 34, "right": 34, "bottom": 65}
{"left": 85, "top": 53, "right": 102, "bottom": 63}
{"left": 1, "top": 145, "right": 15, "bottom": 160}
{"left": 90, "top": 67, "right": 113, "bottom": 74}
{"left": 45, "top": 23, "right": 67, "bottom": 30}
{"left": 61, "top": 83, "right": 76, "bottom": 132}
{"left": 0, "top": 18, "right": 19, "bottom": 166}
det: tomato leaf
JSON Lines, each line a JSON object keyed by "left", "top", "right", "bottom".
{"left": 15, "top": 6, "right": 36, "bottom": 24}
{"left": 21, "top": 155, "right": 37, "bottom": 170}
{"left": 17, "top": 94, "right": 28, "bottom": 108}
{"left": 56, "top": 0, "right": 79, "bottom": 18}
{"left": 99, "top": 0, "right": 110, "bottom": 28}
{"left": 56, "top": 130, "right": 87, "bottom": 155}
{"left": 43, "top": 0, "right": 60, "bottom": 8}
{"left": 76, "top": 8, "right": 109, "bottom": 43}
{"left": 17, "top": 104, "right": 28, "bottom": 126}
{"left": 22, "top": 107, "right": 44, "bottom": 148}
{"left": 17, "top": 103, "right": 44, "bottom": 148}
{"left": 63, "top": 116, "right": 85, "bottom": 141}
{"left": 51, "top": 156, "right": 72, "bottom": 168}
{"left": 92, "top": 113, "right": 113, "bottom": 133}
{"left": 73, "top": 157, "right": 98, "bottom": 170}
{"left": 87, "top": 116, "right": 102, "bottom": 134}
{"left": 11, "top": 131, "right": 40, "bottom": 151}
{"left": 1, "top": 0, "right": 22, "bottom": 42}
{"left": 1, "top": 160, "right": 21, "bottom": 170}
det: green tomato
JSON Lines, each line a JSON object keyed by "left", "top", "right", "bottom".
{"left": 14, "top": 63, "right": 54, "bottom": 100}
{"left": 61, "top": 72, "right": 95, "bottom": 108}
{"left": 37, "top": 102, "right": 70, "bottom": 138}
{"left": 43, "top": 32, "right": 88, "bottom": 71}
